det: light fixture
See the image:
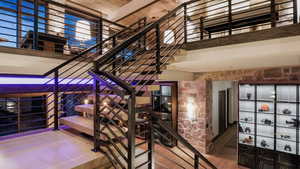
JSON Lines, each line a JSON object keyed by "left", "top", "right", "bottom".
{"left": 84, "top": 99, "right": 89, "bottom": 105}
{"left": 187, "top": 97, "right": 197, "bottom": 121}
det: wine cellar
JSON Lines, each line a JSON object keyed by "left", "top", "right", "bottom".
{"left": 238, "top": 82, "right": 300, "bottom": 169}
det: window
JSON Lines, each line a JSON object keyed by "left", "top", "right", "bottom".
{"left": 0, "top": 96, "right": 47, "bottom": 136}
{"left": 21, "top": 0, "right": 46, "bottom": 37}
{"left": 0, "top": 0, "right": 17, "bottom": 47}
{"left": 0, "top": 0, "right": 46, "bottom": 48}
{"left": 64, "top": 12, "right": 97, "bottom": 49}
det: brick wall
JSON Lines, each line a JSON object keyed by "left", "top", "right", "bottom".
{"left": 194, "top": 66, "right": 300, "bottom": 81}
{"left": 177, "top": 65, "right": 300, "bottom": 154}
{"left": 178, "top": 80, "right": 214, "bottom": 153}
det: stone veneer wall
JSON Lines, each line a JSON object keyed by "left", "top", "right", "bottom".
{"left": 178, "top": 80, "right": 214, "bottom": 153}
{"left": 195, "top": 66, "right": 300, "bottom": 81}
{"left": 177, "top": 65, "right": 300, "bottom": 154}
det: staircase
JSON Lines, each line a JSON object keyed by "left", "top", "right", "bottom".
{"left": 39, "top": 0, "right": 218, "bottom": 168}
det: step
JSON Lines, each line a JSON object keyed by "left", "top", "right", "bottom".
{"left": 60, "top": 115, "right": 126, "bottom": 141}
{"left": 85, "top": 95, "right": 152, "bottom": 105}
{"left": 121, "top": 65, "right": 156, "bottom": 72}
{"left": 74, "top": 104, "right": 128, "bottom": 121}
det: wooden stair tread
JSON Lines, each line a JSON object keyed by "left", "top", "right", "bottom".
{"left": 85, "top": 95, "right": 152, "bottom": 105}
{"left": 60, "top": 116, "right": 125, "bottom": 140}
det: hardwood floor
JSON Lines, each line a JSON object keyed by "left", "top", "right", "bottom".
{"left": 0, "top": 128, "right": 111, "bottom": 169}
{"left": 204, "top": 125, "right": 249, "bottom": 169}
{"left": 138, "top": 125, "right": 249, "bottom": 169}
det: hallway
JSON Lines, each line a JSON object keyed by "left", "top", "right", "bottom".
{"left": 205, "top": 125, "right": 249, "bottom": 169}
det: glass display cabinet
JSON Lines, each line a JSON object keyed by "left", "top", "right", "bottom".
{"left": 238, "top": 83, "right": 300, "bottom": 169}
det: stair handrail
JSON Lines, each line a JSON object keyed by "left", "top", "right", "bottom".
{"left": 94, "top": 3, "right": 186, "bottom": 66}
{"left": 43, "top": 17, "right": 147, "bottom": 77}
{"left": 155, "top": 119, "right": 218, "bottom": 169}
{"left": 88, "top": 69, "right": 134, "bottom": 98}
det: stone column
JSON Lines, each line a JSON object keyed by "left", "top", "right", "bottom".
{"left": 177, "top": 80, "right": 214, "bottom": 153}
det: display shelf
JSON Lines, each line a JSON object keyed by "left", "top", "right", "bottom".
{"left": 256, "top": 111, "right": 274, "bottom": 115}
{"left": 239, "top": 133, "right": 255, "bottom": 146}
{"left": 256, "top": 134, "right": 274, "bottom": 139}
{"left": 239, "top": 99, "right": 255, "bottom": 102}
{"left": 277, "top": 100, "right": 299, "bottom": 104}
{"left": 257, "top": 123, "right": 275, "bottom": 127}
{"left": 277, "top": 113, "right": 297, "bottom": 117}
{"left": 256, "top": 99, "right": 275, "bottom": 103}
{"left": 276, "top": 139, "right": 297, "bottom": 154}
{"left": 257, "top": 85, "right": 275, "bottom": 101}
{"left": 277, "top": 85, "right": 297, "bottom": 102}
{"left": 276, "top": 124, "right": 298, "bottom": 129}
{"left": 239, "top": 83, "right": 299, "bottom": 169}
{"left": 239, "top": 121, "right": 255, "bottom": 125}
{"left": 256, "top": 135, "right": 274, "bottom": 150}
{"left": 239, "top": 110, "right": 255, "bottom": 113}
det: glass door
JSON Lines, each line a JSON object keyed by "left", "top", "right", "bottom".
{"left": 152, "top": 82, "right": 177, "bottom": 147}
{"left": 276, "top": 85, "right": 297, "bottom": 155}
{"left": 256, "top": 85, "right": 275, "bottom": 151}
{"left": 239, "top": 84, "right": 255, "bottom": 146}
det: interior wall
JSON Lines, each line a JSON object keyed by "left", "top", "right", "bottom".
{"left": 298, "top": 0, "right": 300, "bottom": 22}
{"left": 212, "top": 80, "right": 234, "bottom": 139}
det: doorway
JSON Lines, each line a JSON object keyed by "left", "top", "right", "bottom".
{"left": 219, "top": 90, "right": 227, "bottom": 135}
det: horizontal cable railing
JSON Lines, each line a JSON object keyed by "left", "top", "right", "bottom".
{"left": 0, "top": 16, "right": 146, "bottom": 135}
{"left": 185, "top": 0, "right": 298, "bottom": 42}
{"left": 151, "top": 118, "right": 217, "bottom": 169}
{"left": 0, "top": 0, "right": 128, "bottom": 54}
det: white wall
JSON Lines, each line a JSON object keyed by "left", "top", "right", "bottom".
{"left": 298, "top": 0, "right": 300, "bottom": 22}
{"left": 0, "top": 52, "right": 65, "bottom": 75}
{"left": 212, "top": 80, "right": 235, "bottom": 138}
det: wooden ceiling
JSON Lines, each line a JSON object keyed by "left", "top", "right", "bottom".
{"left": 68, "top": 0, "right": 132, "bottom": 15}
{"left": 117, "top": 0, "right": 181, "bottom": 25}
{"left": 69, "top": 0, "right": 186, "bottom": 25}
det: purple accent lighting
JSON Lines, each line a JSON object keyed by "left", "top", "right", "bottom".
{"left": 0, "top": 77, "right": 93, "bottom": 85}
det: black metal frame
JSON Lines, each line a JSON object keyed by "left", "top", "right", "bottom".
{"left": 238, "top": 82, "right": 300, "bottom": 169}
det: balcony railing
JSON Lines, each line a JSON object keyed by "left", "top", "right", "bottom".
{"left": 185, "top": 0, "right": 299, "bottom": 42}
{"left": 0, "top": 0, "right": 136, "bottom": 55}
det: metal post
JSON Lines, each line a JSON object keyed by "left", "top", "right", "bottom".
{"left": 97, "top": 18, "right": 103, "bottom": 55}
{"left": 271, "top": 0, "right": 276, "bottom": 27}
{"left": 33, "top": 0, "right": 39, "bottom": 50}
{"left": 143, "top": 18, "right": 147, "bottom": 50}
{"left": 194, "top": 154, "right": 199, "bottom": 169}
{"left": 112, "top": 36, "right": 117, "bottom": 75}
{"left": 53, "top": 70, "right": 59, "bottom": 130}
{"left": 127, "top": 93, "right": 136, "bottom": 169}
{"left": 200, "top": 17, "right": 204, "bottom": 40}
{"left": 184, "top": 4, "right": 188, "bottom": 43}
{"left": 92, "top": 62, "right": 101, "bottom": 152}
{"left": 228, "top": 0, "right": 232, "bottom": 35}
{"left": 155, "top": 24, "right": 161, "bottom": 73}
{"left": 293, "top": 0, "right": 298, "bottom": 23}
{"left": 148, "top": 116, "right": 155, "bottom": 169}
{"left": 138, "top": 19, "right": 142, "bottom": 49}
{"left": 16, "top": 0, "right": 22, "bottom": 48}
